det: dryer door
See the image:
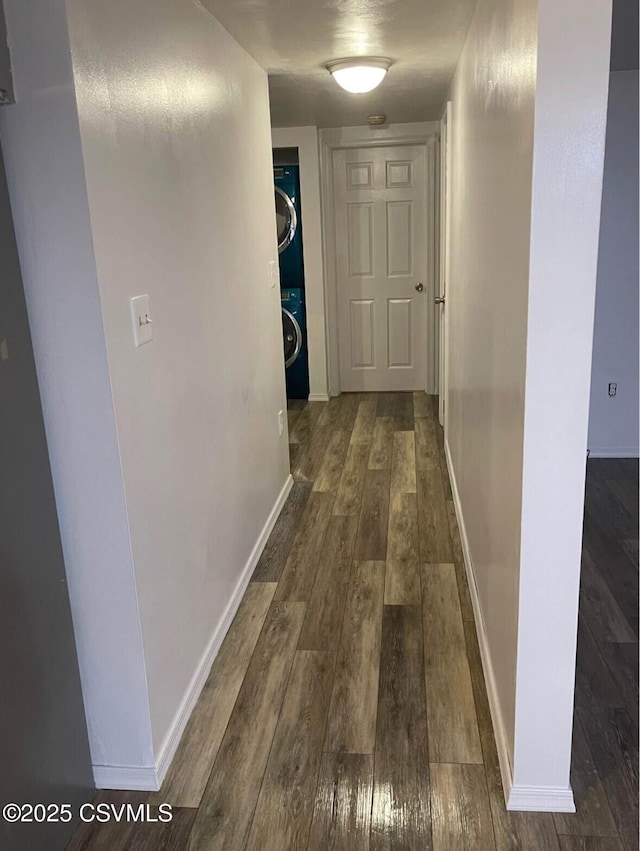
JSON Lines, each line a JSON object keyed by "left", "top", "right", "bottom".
{"left": 282, "top": 307, "right": 302, "bottom": 367}
{"left": 275, "top": 186, "right": 297, "bottom": 254}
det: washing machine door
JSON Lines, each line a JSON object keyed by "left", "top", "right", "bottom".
{"left": 275, "top": 186, "right": 297, "bottom": 254}
{"left": 282, "top": 307, "right": 302, "bottom": 367}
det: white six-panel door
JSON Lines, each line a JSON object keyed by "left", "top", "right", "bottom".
{"left": 333, "top": 145, "right": 428, "bottom": 392}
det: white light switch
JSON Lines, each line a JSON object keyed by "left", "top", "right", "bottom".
{"left": 130, "top": 295, "right": 153, "bottom": 347}
{"left": 269, "top": 260, "right": 279, "bottom": 290}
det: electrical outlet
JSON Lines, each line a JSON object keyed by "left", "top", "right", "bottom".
{"left": 278, "top": 410, "right": 285, "bottom": 436}
{"left": 608, "top": 382, "right": 617, "bottom": 397}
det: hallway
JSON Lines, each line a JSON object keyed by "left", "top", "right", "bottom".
{"left": 66, "top": 393, "right": 634, "bottom": 851}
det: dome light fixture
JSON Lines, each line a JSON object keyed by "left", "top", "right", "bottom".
{"left": 326, "top": 57, "right": 392, "bottom": 94}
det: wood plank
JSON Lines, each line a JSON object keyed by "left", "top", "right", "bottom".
{"left": 575, "top": 616, "right": 624, "bottom": 712}
{"left": 151, "top": 582, "right": 276, "bottom": 807}
{"left": 421, "top": 564, "right": 482, "bottom": 764}
{"left": 414, "top": 415, "right": 439, "bottom": 470}
{"left": 446, "top": 501, "right": 475, "bottom": 623}
{"left": 307, "top": 753, "right": 374, "bottom": 851}
{"left": 293, "top": 424, "right": 332, "bottom": 483}
{"left": 289, "top": 401, "right": 324, "bottom": 445}
{"left": 391, "top": 430, "right": 417, "bottom": 495}
{"left": 351, "top": 397, "right": 378, "bottom": 445}
{"left": 298, "top": 515, "right": 358, "bottom": 651}
{"left": 354, "top": 469, "right": 390, "bottom": 561}
{"left": 583, "top": 509, "right": 638, "bottom": 637}
{"left": 586, "top": 462, "right": 637, "bottom": 541}
{"left": 275, "top": 491, "right": 335, "bottom": 602}
{"left": 333, "top": 442, "right": 370, "bottom": 516}
{"left": 324, "top": 560, "right": 385, "bottom": 753}
{"left": 599, "top": 640, "right": 639, "bottom": 719}
{"left": 329, "top": 393, "right": 361, "bottom": 431}
{"left": 368, "top": 417, "right": 394, "bottom": 470}
{"left": 579, "top": 548, "right": 636, "bottom": 643}
{"left": 314, "top": 430, "right": 352, "bottom": 492}
{"left": 557, "top": 838, "right": 624, "bottom": 851}
{"left": 370, "top": 605, "right": 431, "bottom": 850}
{"left": 413, "top": 390, "right": 432, "bottom": 419}
{"left": 252, "top": 483, "right": 312, "bottom": 582}
{"left": 188, "top": 602, "right": 305, "bottom": 851}
{"left": 245, "top": 651, "right": 335, "bottom": 851}
{"left": 123, "top": 807, "right": 197, "bottom": 851}
{"left": 430, "top": 763, "right": 495, "bottom": 851}
{"left": 433, "top": 417, "right": 453, "bottom": 499}
{"left": 576, "top": 703, "right": 639, "bottom": 851}
{"left": 606, "top": 478, "right": 638, "bottom": 519}
{"left": 385, "top": 491, "right": 421, "bottom": 605}
{"left": 377, "top": 392, "right": 414, "bottom": 431}
{"left": 287, "top": 408, "right": 301, "bottom": 432}
{"left": 289, "top": 442, "right": 303, "bottom": 469}
{"left": 553, "top": 716, "right": 618, "bottom": 839}
{"left": 65, "top": 792, "right": 154, "bottom": 851}
{"left": 417, "top": 465, "right": 453, "bottom": 562}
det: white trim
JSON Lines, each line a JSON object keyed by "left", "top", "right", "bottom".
{"left": 507, "top": 785, "right": 576, "bottom": 813}
{"left": 319, "top": 122, "right": 439, "bottom": 396}
{"left": 308, "top": 392, "right": 330, "bottom": 402}
{"left": 445, "top": 437, "right": 576, "bottom": 814}
{"left": 587, "top": 447, "right": 639, "bottom": 458}
{"left": 444, "top": 439, "right": 514, "bottom": 806}
{"left": 93, "top": 764, "right": 159, "bottom": 791}
{"left": 93, "top": 474, "right": 294, "bottom": 792}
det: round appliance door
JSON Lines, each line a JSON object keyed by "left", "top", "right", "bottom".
{"left": 282, "top": 307, "right": 302, "bottom": 368}
{"left": 275, "top": 186, "right": 297, "bottom": 254}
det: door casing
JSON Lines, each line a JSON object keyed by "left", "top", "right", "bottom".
{"left": 319, "top": 122, "right": 440, "bottom": 397}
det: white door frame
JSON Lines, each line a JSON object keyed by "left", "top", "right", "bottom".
{"left": 319, "top": 122, "right": 440, "bottom": 396}
{"left": 438, "top": 102, "right": 452, "bottom": 428}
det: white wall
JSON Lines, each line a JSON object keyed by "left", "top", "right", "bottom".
{"left": 1, "top": 0, "right": 290, "bottom": 786}
{"left": 272, "top": 126, "right": 329, "bottom": 400}
{"left": 446, "top": 0, "right": 611, "bottom": 812}
{"left": 66, "top": 0, "right": 290, "bottom": 768}
{"left": 515, "top": 0, "right": 612, "bottom": 805}
{"left": 588, "top": 70, "right": 639, "bottom": 457}
{"left": 446, "top": 0, "right": 537, "bottom": 785}
{"left": 0, "top": 0, "right": 154, "bottom": 774}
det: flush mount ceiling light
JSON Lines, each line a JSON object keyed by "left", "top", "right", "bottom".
{"left": 326, "top": 57, "right": 392, "bottom": 94}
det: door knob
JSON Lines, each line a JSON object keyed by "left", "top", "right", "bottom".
{"left": 435, "top": 295, "right": 445, "bottom": 305}
{"left": 415, "top": 282, "right": 424, "bottom": 292}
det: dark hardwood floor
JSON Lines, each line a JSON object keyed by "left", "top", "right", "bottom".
{"left": 66, "top": 395, "right": 639, "bottom": 850}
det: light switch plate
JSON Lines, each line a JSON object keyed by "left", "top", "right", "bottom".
{"left": 269, "top": 260, "right": 279, "bottom": 290}
{"left": 130, "top": 295, "right": 153, "bottom": 347}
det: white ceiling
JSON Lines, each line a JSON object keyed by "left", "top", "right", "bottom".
{"left": 200, "top": 0, "right": 478, "bottom": 128}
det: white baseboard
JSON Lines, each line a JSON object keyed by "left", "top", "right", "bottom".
{"left": 93, "top": 764, "right": 159, "bottom": 791}
{"left": 507, "top": 785, "right": 576, "bottom": 812}
{"left": 308, "top": 393, "right": 330, "bottom": 402}
{"left": 587, "top": 447, "right": 639, "bottom": 458}
{"left": 444, "top": 439, "right": 575, "bottom": 814}
{"left": 444, "top": 439, "right": 514, "bottom": 807}
{"left": 93, "top": 474, "right": 294, "bottom": 792}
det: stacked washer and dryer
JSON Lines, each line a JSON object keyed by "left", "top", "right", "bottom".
{"left": 274, "top": 164, "right": 309, "bottom": 400}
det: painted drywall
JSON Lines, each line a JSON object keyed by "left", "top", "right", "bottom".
{"left": 588, "top": 70, "right": 639, "bottom": 457}
{"left": 446, "top": 0, "right": 537, "bottom": 777}
{"left": 0, "top": 0, "right": 154, "bottom": 773}
{"left": 65, "top": 0, "right": 289, "bottom": 763}
{"left": 0, "top": 145, "right": 93, "bottom": 851}
{"left": 514, "top": 0, "right": 612, "bottom": 801}
{"left": 272, "top": 125, "right": 329, "bottom": 400}
{"left": 446, "top": 0, "right": 612, "bottom": 809}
